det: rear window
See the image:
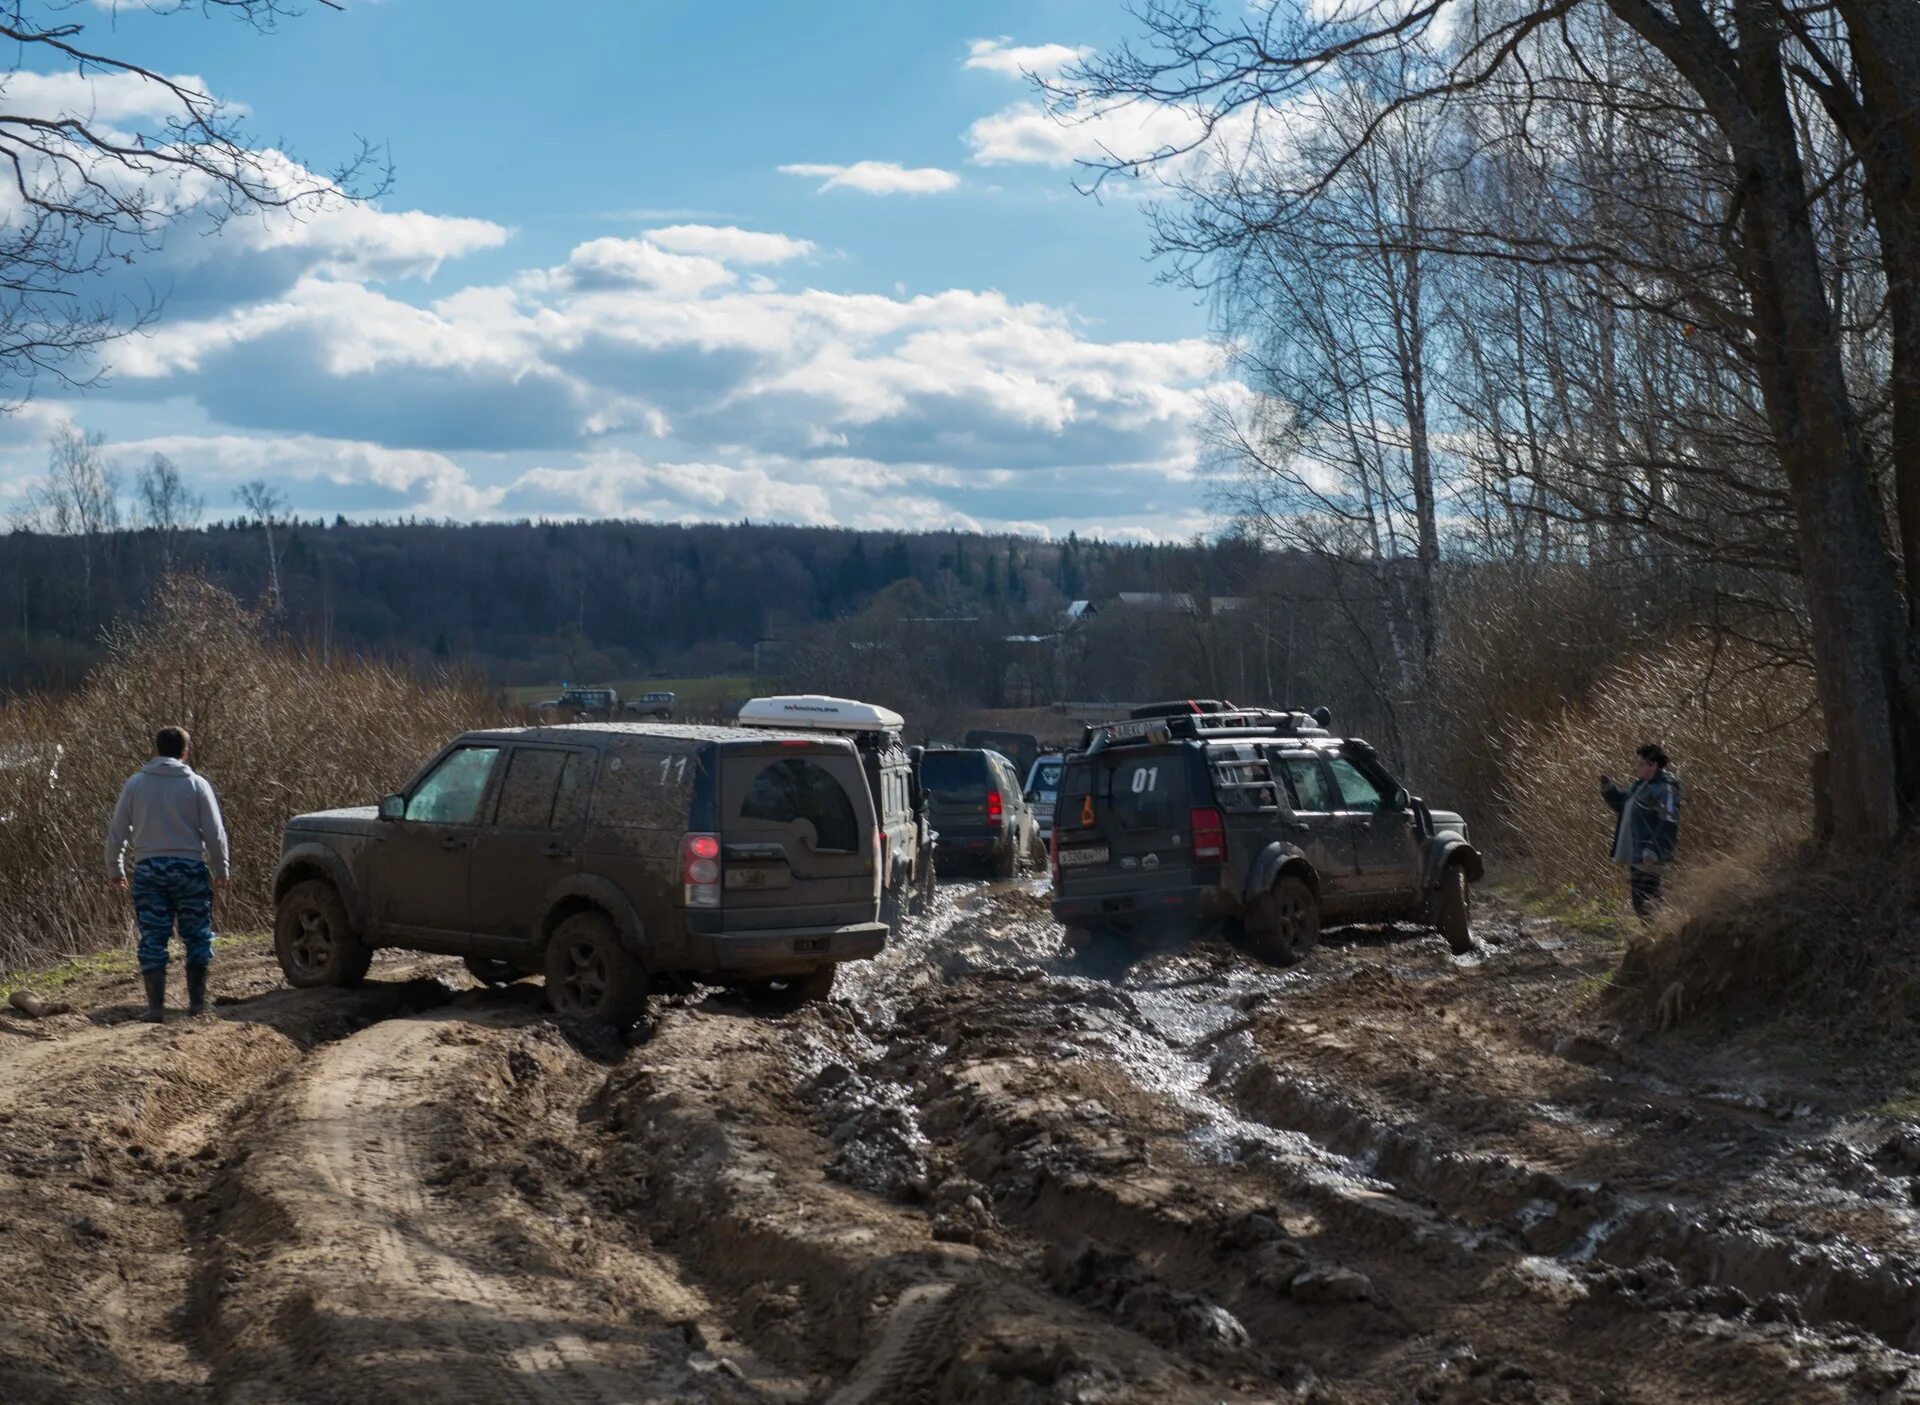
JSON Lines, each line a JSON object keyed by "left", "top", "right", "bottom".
{"left": 921, "top": 751, "right": 988, "bottom": 803}
{"left": 1056, "top": 750, "right": 1188, "bottom": 831}
{"left": 1028, "top": 761, "right": 1062, "bottom": 796}
{"left": 735, "top": 757, "right": 861, "bottom": 852}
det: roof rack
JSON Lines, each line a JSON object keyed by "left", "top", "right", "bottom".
{"left": 1082, "top": 707, "right": 1331, "bottom": 752}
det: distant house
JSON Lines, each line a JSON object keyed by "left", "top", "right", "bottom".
{"left": 1113, "top": 592, "right": 1251, "bottom": 615}
{"left": 1063, "top": 599, "right": 1098, "bottom": 625}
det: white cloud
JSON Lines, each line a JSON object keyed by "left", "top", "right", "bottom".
{"left": 114, "top": 432, "right": 505, "bottom": 518}
{"left": 963, "top": 39, "right": 1091, "bottom": 78}
{"left": 0, "top": 68, "right": 233, "bottom": 127}
{"left": 778, "top": 161, "right": 961, "bottom": 195}
{"left": 537, "top": 237, "right": 735, "bottom": 296}
{"left": 643, "top": 225, "right": 816, "bottom": 264}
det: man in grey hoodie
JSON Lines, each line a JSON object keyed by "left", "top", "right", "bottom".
{"left": 105, "top": 726, "right": 230, "bottom": 1022}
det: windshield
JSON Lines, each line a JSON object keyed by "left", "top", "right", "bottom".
{"left": 921, "top": 751, "right": 987, "bottom": 803}
{"left": 1027, "top": 761, "right": 1062, "bottom": 796}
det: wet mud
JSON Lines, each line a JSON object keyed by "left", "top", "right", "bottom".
{"left": 1, "top": 889, "right": 1917, "bottom": 1402}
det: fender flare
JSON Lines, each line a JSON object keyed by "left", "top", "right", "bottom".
{"left": 273, "top": 844, "right": 369, "bottom": 934}
{"left": 1423, "top": 838, "right": 1485, "bottom": 889}
{"left": 1244, "top": 841, "right": 1321, "bottom": 905}
{"left": 537, "top": 875, "right": 649, "bottom": 962}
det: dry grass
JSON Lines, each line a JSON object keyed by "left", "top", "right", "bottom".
{"left": 1498, "top": 638, "right": 1818, "bottom": 902}
{"left": 1612, "top": 842, "right": 1920, "bottom": 1040}
{"left": 0, "top": 575, "right": 504, "bottom": 976}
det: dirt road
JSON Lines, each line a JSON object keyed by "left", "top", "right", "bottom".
{"left": 2, "top": 884, "right": 1918, "bottom": 1403}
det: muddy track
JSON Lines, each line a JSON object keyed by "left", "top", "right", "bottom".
{"left": 2, "top": 890, "right": 1919, "bottom": 1402}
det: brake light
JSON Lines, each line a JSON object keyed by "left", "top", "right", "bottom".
{"left": 680, "top": 831, "right": 721, "bottom": 907}
{"left": 1191, "top": 807, "right": 1225, "bottom": 863}
{"left": 986, "top": 790, "right": 1003, "bottom": 826}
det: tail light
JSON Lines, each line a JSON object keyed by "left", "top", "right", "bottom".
{"left": 1191, "top": 808, "right": 1225, "bottom": 864}
{"left": 986, "top": 790, "right": 1004, "bottom": 826}
{"left": 680, "top": 832, "right": 721, "bottom": 908}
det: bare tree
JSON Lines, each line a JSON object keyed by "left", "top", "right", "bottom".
{"left": 234, "top": 478, "right": 287, "bottom": 613}
{"left": 14, "top": 424, "right": 119, "bottom": 594}
{"left": 0, "top": 1, "right": 381, "bottom": 407}
{"left": 1065, "top": 0, "right": 1920, "bottom": 851}
{"left": 135, "top": 452, "right": 203, "bottom": 571}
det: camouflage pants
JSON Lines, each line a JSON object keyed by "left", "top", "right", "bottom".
{"left": 132, "top": 858, "right": 215, "bottom": 972}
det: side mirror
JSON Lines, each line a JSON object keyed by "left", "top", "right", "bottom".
{"left": 1391, "top": 787, "right": 1410, "bottom": 812}
{"left": 379, "top": 794, "right": 406, "bottom": 821}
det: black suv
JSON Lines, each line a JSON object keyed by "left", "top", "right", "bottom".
{"left": 1049, "top": 707, "right": 1482, "bottom": 962}
{"left": 922, "top": 747, "right": 1041, "bottom": 877}
{"left": 271, "top": 724, "right": 890, "bottom": 1023}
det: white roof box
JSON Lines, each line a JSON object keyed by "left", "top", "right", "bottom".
{"left": 739, "top": 694, "right": 904, "bottom": 733}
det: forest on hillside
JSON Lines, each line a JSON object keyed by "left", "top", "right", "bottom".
{"left": 0, "top": 513, "right": 1236, "bottom": 690}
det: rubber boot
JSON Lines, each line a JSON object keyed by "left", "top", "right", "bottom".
{"left": 140, "top": 968, "right": 167, "bottom": 1024}
{"left": 185, "top": 964, "right": 209, "bottom": 1017}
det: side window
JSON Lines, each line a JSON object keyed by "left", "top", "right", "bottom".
{"left": 740, "top": 758, "right": 860, "bottom": 852}
{"left": 493, "top": 748, "right": 588, "bottom": 829}
{"left": 1278, "top": 757, "right": 1336, "bottom": 813}
{"left": 406, "top": 746, "right": 500, "bottom": 824}
{"left": 1326, "top": 758, "right": 1390, "bottom": 812}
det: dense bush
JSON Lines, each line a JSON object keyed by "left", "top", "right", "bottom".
{"left": 0, "top": 575, "right": 502, "bottom": 976}
{"left": 1498, "top": 638, "right": 1818, "bottom": 899}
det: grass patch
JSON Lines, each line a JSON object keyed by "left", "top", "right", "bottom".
{"left": 1493, "top": 873, "right": 1636, "bottom": 939}
{"left": 0, "top": 930, "right": 267, "bottom": 1002}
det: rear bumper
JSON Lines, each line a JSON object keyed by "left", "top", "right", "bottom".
{"left": 1052, "top": 881, "right": 1223, "bottom": 928}
{"left": 934, "top": 831, "right": 1007, "bottom": 859}
{"left": 698, "top": 921, "right": 889, "bottom": 976}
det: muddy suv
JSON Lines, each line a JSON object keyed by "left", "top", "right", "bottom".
{"left": 271, "top": 724, "right": 890, "bottom": 1023}
{"left": 1049, "top": 707, "right": 1482, "bottom": 962}
{"left": 534, "top": 687, "right": 620, "bottom": 724}
{"left": 739, "top": 695, "right": 936, "bottom": 930}
{"left": 924, "top": 747, "right": 1042, "bottom": 877}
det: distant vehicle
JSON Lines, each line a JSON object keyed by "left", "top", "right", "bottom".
{"left": 272, "top": 722, "right": 891, "bottom": 1022}
{"left": 532, "top": 686, "right": 621, "bottom": 724}
{"left": 922, "top": 747, "right": 1042, "bottom": 878}
{"left": 1050, "top": 706, "right": 1481, "bottom": 963}
{"left": 739, "top": 695, "right": 935, "bottom": 926}
{"left": 963, "top": 728, "right": 1042, "bottom": 778}
{"left": 627, "top": 690, "right": 676, "bottom": 719}
{"left": 1024, "top": 752, "right": 1064, "bottom": 844}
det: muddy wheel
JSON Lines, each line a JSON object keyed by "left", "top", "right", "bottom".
{"left": 1242, "top": 875, "right": 1320, "bottom": 966}
{"left": 463, "top": 955, "right": 527, "bottom": 986}
{"left": 996, "top": 839, "right": 1020, "bottom": 880}
{"left": 1434, "top": 863, "right": 1474, "bottom": 954}
{"left": 1027, "top": 830, "right": 1048, "bottom": 870}
{"left": 910, "top": 855, "right": 935, "bottom": 915}
{"left": 543, "top": 911, "right": 648, "bottom": 1025}
{"left": 274, "top": 880, "right": 373, "bottom": 988}
{"left": 881, "top": 885, "right": 907, "bottom": 940}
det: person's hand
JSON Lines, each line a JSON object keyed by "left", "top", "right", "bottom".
{"left": 213, "top": 876, "right": 229, "bottom": 891}
{"left": 109, "top": 876, "right": 127, "bottom": 893}
{"left": 1599, "top": 772, "right": 1614, "bottom": 788}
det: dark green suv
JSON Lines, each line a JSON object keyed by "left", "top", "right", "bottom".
{"left": 271, "top": 724, "right": 890, "bottom": 1022}
{"left": 1048, "top": 707, "right": 1482, "bottom": 962}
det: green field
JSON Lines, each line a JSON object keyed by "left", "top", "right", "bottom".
{"left": 503, "top": 676, "right": 754, "bottom": 715}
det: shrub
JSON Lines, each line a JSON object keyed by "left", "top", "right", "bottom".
{"left": 1498, "top": 637, "right": 1818, "bottom": 900}
{"left": 0, "top": 575, "right": 503, "bottom": 976}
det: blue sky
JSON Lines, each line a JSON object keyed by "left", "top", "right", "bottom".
{"left": 0, "top": 0, "right": 1241, "bottom": 538}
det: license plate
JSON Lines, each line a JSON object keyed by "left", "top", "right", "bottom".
{"left": 725, "top": 867, "right": 791, "bottom": 890}
{"left": 1058, "top": 845, "right": 1110, "bottom": 868}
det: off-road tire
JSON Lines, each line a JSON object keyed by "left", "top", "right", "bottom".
{"left": 881, "top": 885, "right": 907, "bottom": 941}
{"left": 1027, "top": 830, "right": 1048, "bottom": 870}
{"left": 1242, "top": 874, "right": 1321, "bottom": 966}
{"left": 996, "top": 838, "right": 1020, "bottom": 880}
{"left": 910, "top": 855, "right": 936, "bottom": 915}
{"left": 463, "top": 955, "right": 528, "bottom": 986}
{"left": 1434, "top": 863, "right": 1474, "bottom": 954}
{"left": 543, "top": 911, "right": 648, "bottom": 1025}
{"left": 274, "top": 880, "right": 374, "bottom": 988}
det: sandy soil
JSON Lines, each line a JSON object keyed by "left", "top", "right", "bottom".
{"left": 1, "top": 886, "right": 1917, "bottom": 1403}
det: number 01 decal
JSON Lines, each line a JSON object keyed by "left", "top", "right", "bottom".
{"left": 1130, "top": 766, "right": 1160, "bottom": 794}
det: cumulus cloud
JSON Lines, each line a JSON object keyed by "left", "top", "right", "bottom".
{"left": 778, "top": 161, "right": 961, "bottom": 195}
{"left": 113, "top": 432, "right": 505, "bottom": 518}
{"left": 643, "top": 224, "right": 816, "bottom": 264}
{"left": 963, "top": 38, "right": 1091, "bottom": 78}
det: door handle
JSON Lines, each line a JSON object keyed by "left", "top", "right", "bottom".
{"left": 543, "top": 842, "right": 574, "bottom": 859}
{"left": 441, "top": 834, "right": 471, "bottom": 851}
